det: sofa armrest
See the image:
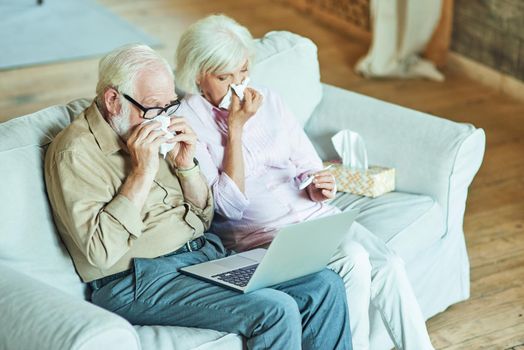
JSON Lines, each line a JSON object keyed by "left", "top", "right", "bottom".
{"left": 0, "top": 264, "right": 140, "bottom": 350}
{"left": 305, "top": 83, "right": 485, "bottom": 235}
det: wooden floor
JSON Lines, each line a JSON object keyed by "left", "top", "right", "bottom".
{"left": 1, "top": 0, "right": 523, "bottom": 348}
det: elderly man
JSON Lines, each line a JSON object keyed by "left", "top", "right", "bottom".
{"left": 44, "top": 44, "right": 352, "bottom": 350}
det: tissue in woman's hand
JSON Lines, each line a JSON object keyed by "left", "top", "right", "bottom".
{"left": 218, "top": 77, "right": 250, "bottom": 110}
{"left": 141, "top": 114, "right": 174, "bottom": 158}
{"left": 331, "top": 130, "right": 368, "bottom": 170}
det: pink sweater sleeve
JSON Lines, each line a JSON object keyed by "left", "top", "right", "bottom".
{"left": 195, "top": 142, "right": 249, "bottom": 220}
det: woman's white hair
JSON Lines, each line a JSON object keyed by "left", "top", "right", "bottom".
{"left": 175, "top": 14, "right": 256, "bottom": 94}
{"left": 95, "top": 43, "right": 173, "bottom": 112}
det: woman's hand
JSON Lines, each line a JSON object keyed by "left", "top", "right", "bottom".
{"left": 306, "top": 170, "right": 337, "bottom": 202}
{"left": 166, "top": 116, "right": 198, "bottom": 169}
{"left": 227, "top": 87, "right": 263, "bottom": 131}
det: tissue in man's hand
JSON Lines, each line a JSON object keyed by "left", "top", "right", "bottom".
{"left": 218, "top": 77, "right": 250, "bottom": 110}
{"left": 141, "top": 114, "right": 174, "bottom": 158}
{"left": 326, "top": 130, "right": 395, "bottom": 198}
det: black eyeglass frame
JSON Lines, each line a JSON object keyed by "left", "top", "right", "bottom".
{"left": 123, "top": 93, "right": 181, "bottom": 120}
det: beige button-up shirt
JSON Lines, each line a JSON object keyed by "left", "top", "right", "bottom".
{"left": 45, "top": 102, "right": 214, "bottom": 282}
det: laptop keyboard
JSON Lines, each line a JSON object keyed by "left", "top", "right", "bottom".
{"left": 212, "top": 264, "right": 259, "bottom": 287}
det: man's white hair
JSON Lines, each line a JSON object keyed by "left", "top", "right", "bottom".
{"left": 175, "top": 14, "right": 256, "bottom": 94}
{"left": 95, "top": 44, "right": 174, "bottom": 112}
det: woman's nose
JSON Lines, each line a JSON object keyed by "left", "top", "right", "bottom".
{"left": 233, "top": 73, "right": 246, "bottom": 85}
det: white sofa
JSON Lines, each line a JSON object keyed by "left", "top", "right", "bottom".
{"left": 0, "top": 31, "right": 485, "bottom": 350}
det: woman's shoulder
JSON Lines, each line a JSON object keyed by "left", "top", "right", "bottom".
{"left": 179, "top": 94, "right": 210, "bottom": 124}
{"left": 252, "top": 85, "right": 287, "bottom": 115}
{"left": 252, "top": 84, "right": 278, "bottom": 101}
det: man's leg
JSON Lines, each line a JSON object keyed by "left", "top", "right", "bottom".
{"left": 91, "top": 235, "right": 351, "bottom": 349}
{"left": 273, "top": 269, "right": 353, "bottom": 350}
{"left": 92, "top": 254, "right": 302, "bottom": 349}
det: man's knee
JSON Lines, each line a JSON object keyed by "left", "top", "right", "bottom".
{"left": 308, "top": 269, "right": 348, "bottom": 302}
{"left": 252, "top": 289, "right": 301, "bottom": 326}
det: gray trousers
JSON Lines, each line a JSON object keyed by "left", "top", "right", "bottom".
{"left": 90, "top": 233, "right": 352, "bottom": 350}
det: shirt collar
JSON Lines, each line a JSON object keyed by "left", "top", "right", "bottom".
{"left": 85, "top": 102, "right": 126, "bottom": 155}
{"left": 184, "top": 93, "right": 226, "bottom": 123}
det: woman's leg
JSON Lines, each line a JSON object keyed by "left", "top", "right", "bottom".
{"left": 329, "top": 236, "right": 372, "bottom": 350}
{"left": 348, "top": 222, "right": 434, "bottom": 350}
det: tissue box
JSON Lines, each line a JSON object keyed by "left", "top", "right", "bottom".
{"left": 323, "top": 161, "right": 395, "bottom": 198}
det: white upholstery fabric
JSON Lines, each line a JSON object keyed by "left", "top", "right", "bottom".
{"left": 309, "top": 83, "right": 485, "bottom": 350}
{"left": 306, "top": 83, "right": 486, "bottom": 236}
{"left": 251, "top": 31, "right": 322, "bottom": 126}
{"left": 0, "top": 264, "right": 140, "bottom": 350}
{"left": 0, "top": 100, "right": 90, "bottom": 299}
{"left": 135, "top": 325, "right": 243, "bottom": 350}
{"left": 331, "top": 191, "right": 444, "bottom": 263}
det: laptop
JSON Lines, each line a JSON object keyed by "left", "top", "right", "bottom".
{"left": 180, "top": 209, "right": 358, "bottom": 293}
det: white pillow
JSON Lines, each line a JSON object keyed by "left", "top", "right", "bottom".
{"left": 251, "top": 31, "right": 322, "bottom": 127}
{"left": 0, "top": 99, "right": 90, "bottom": 300}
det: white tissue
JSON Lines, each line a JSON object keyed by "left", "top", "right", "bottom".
{"left": 331, "top": 130, "right": 368, "bottom": 170}
{"left": 218, "top": 77, "right": 250, "bottom": 110}
{"left": 141, "top": 114, "right": 174, "bottom": 158}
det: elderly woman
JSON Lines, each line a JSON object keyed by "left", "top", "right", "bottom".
{"left": 175, "top": 14, "right": 434, "bottom": 350}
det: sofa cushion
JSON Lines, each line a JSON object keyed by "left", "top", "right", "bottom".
{"left": 331, "top": 191, "right": 445, "bottom": 263}
{"left": 0, "top": 99, "right": 91, "bottom": 299}
{"left": 134, "top": 325, "right": 242, "bottom": 350}
{"left": 251, "top": 31, "right": 322, "bottom": 127}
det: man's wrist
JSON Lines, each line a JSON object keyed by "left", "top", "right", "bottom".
{"left": 129, "top": 168, "right": 156, "bottom": 182}
{"left": 175, "top": 158, "right": 200, "bottom": 178}
{"left": 176, "top": 158, "right": 196, "bottom": 170}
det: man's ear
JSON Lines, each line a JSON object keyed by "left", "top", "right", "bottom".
{"left": 104, "top": 88, "right": 121, "bottom": 116}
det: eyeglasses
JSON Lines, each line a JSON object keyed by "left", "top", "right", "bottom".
{"left": 123, "top": 94, "right": 181, "bottom": 120}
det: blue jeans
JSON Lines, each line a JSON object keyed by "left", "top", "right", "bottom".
{"left": 91, "top": 233, "right": 352, "bottom": 350}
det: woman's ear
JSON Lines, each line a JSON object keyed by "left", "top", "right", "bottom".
{"left": 104, "top": 88, "right": 121, "bottom": 116}
{"left": 196, "top": 76, "right": 203, "bottom": 94}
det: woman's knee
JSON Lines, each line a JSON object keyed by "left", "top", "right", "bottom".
{"left": 382, "top": 253, "right": 406, "bottom": 275}
{"left": 332, "top": 241, "right": 372, "bottom": 279}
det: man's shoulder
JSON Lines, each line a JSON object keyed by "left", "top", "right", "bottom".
{"left": 48, "top": 109, "right": 95, "bottom": 157}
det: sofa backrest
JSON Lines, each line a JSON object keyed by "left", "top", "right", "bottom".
{"left": 0, "top": 99, "right": 91, "bottom": 299}
{"left": 251, "top": 31, "right": 322, "bottom": 126}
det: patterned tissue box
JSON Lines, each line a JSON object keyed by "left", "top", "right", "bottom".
{"left": 323, "top": 161, "right": 395, "bottom": 198}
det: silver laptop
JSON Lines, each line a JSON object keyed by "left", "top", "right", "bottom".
{"left": 180, "top": 209, "right": 358, "bottom": 293}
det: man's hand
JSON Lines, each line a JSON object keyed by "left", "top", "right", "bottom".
{"left": 120, "top": 121, "right": 167, "bottom": 211}
{"left": 227, "top": 88, "right": 263, "bottom": 132}
{"left": 306, "top": 170, "right": 337, "bottom": 202}
{"left": 126, "top": 121, "right": 167, "bottom": 178}
{"left": 167, "top": 116, "right": 197, "bottom": 169}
